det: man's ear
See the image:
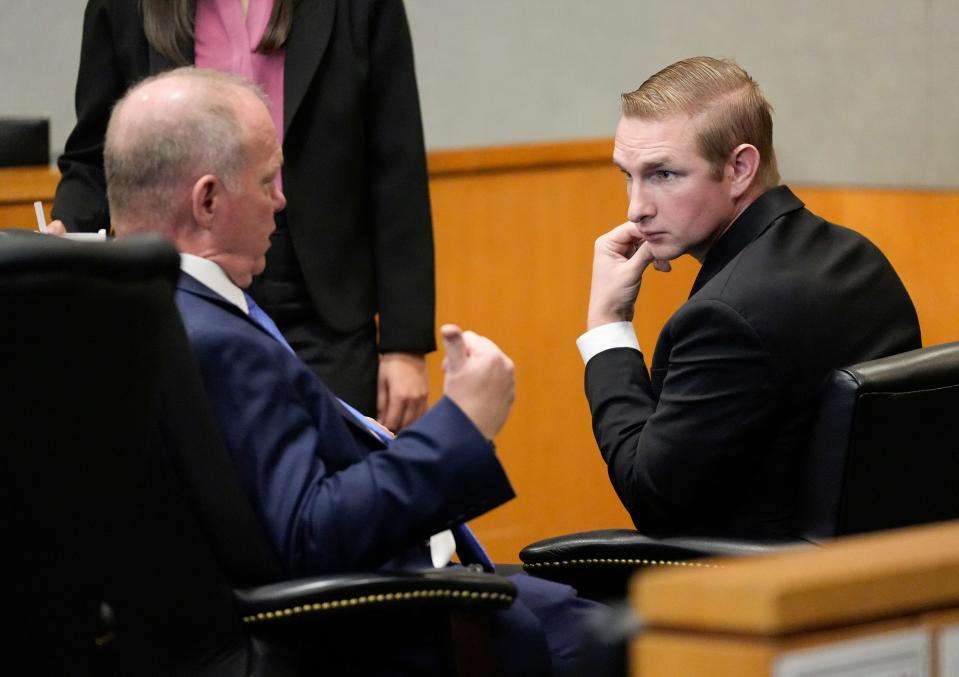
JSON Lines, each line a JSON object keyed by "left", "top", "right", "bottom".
{"left": 727, "top": 144, "right": 760, "bottom": 200}
{"left": 191, "top": 174, "right": 221, "bottom": 230}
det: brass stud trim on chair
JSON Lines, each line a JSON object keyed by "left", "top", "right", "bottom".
{"left": 521, "top": 557, "right": 719, "bottom": 571}
{"left": 241, "top": 589, "right": 517, "bottom": 624}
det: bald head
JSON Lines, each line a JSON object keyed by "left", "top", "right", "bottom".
{"left": 105, "top": 67, "right": 268, "bottom": 236}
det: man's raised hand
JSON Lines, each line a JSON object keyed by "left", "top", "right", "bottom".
{"left": 441, "top": 324, "right": 515, "bottom": 440}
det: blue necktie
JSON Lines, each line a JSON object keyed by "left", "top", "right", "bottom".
{"left": 244, "top": 292, "right": 296, "bottom": 355}
{"left": 244, "top": 292, "right": 381, "bottom": 435}
{"left": 243, "top": 292, "right": 493, "bottom": 570}
{"left": 452, "top": 523, "right": 494, "bottom": 571}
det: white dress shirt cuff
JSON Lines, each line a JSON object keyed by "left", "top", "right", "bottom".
{"left": 430, "top": 529, "right": 456, "bottom": 568}
{"left": 576, "top": 321, "right": 641, "bottom": 364}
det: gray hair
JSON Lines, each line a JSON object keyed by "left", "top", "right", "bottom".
{"left": 105, "top": 67, "right": 269, "bottom": 231}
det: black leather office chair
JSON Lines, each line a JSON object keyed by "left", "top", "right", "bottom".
{"left": 0, "top": 117, "right": 49, "bottom": 166}
{"left": 521, "top": 342, "right": 959, "bottom": 599}
{"left": 0, "top": 231, "right": 515, "bottom": 676}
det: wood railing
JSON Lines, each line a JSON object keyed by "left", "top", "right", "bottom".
{"left": 633, "top": 521, "right": 959, "bottom": 676}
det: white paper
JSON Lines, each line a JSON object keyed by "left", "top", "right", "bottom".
{"left": 939, "top": 624, "right": 959, "bottom": 677}
{"left": 774, "top": 628, "right": 931, "bottom": 677}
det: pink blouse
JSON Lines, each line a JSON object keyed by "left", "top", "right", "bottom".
{"left": 195, "top": 0, "right": 285, "bottom": 149}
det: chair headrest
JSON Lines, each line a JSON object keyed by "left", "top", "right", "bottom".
{"left": 0, "top": 230, "right": 180, "bottom": 284}
{"left": 844, "top": 341, "right": 959, "bottom": 392}
{"left": 0, "top": 117, "right": 49, "bottom": 167}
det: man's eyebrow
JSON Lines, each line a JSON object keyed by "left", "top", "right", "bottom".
{"left": 639, "top": 158, "right": 670, "bottom": 172}
{"left": 612, "top": 157, "right": 672, "bottom": 174}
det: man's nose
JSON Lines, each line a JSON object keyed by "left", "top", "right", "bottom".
{"left": 274, "top": 188, "right": 287, "bottom": 213}
{"left": 627, "top": 184, "right": 655, "bottom": 223}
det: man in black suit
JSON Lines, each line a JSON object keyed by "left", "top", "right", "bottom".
{"left": 580, "top": 56, "right": 921, "bottom": 537}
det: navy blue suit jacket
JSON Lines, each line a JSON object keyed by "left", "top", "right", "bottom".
{"left": 175, "top": 272, "right": 601, "bottom": 677}
{"left": 174, "top": 273, "right": 513, "bottom": 577}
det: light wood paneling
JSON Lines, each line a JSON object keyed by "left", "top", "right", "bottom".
{"left": 426, "top": 141, "right": 959, "bottom": 562}
{"left": 631, "top": 521, "right": 959, "bottom": 676}
{"left": 633, "top": 520, "right": 959, "bottom": 635}
{"left": 0, "top": 165, "right": 58, "bottom": 229}
{"left": 427, "top": 138, "right": 613, "bottom": 176}
{"left": 427, "top": 156, "right": 641, "bottom": 560}
{"left": 3, "top": 144, "right": 958, "bottom": 563}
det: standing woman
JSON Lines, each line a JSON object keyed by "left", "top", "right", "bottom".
{"left": 53, "top": 0, "right": 435, "bottom": 430}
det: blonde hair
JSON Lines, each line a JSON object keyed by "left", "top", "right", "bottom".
{"left": 621, "top": 57, "right": 780, "bottom": 187}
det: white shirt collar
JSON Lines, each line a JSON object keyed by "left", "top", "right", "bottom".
{"left": 179, "top": 253, "right": 249, "bottom": 314}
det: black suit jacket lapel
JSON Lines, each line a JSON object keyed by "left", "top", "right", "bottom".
{"left": 689, "top": 186, "right": 806, "bottom": 297}
{"left": 284, "top": 0, "right": 336, "bottom": 133}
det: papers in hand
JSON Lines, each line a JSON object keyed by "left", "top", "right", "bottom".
{"left": 61, "top": 230, "right": 108, "bottom": 241}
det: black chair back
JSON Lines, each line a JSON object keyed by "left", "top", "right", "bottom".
{"left": 0, "top": 117, "right": 49, "bottom": 166}
{"left": 0, "top": 232, "right": 284, "bottom": 675}
{"left": 520, "top": 342, "right": 959, "bottom": 603}
{"left": 798, "top": 342, "right": 959, "bottom": 541}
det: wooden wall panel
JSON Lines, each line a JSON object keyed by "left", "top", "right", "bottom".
{"left": 427, "top": 143, "right": 959, "bottom": 562}
{"left": 427, "top": 146, "right": 702, "bottom": 561}
{"left": 3, "top": 145, "right": 957, "bottom": 563}
{"left": 0, "top": 166, "right": 57, "bottom": 229}
{"left": 427, "top": 160, "right": 638, "bottom": 560}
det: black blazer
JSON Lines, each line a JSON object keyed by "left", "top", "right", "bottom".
{"left": 585, "top": 186, "right": 921, "bottom": 537}
{"left": 53, "top": 0, "right": 435, "bottom": 353}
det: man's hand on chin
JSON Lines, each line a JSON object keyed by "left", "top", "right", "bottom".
{"left": 586, "top": 221, "right": 670, "bottom": 330}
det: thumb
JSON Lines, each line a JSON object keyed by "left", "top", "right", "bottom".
{"left": 46, "top": 219, "right": 67, "bottom": 236}
{"left": 440, "top": 324, "right": 466, "bottom": 372}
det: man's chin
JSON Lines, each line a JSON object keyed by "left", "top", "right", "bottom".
{"left": 239, "top": 261, "right": 266, "bottom": 289}
{"left": 645, "top": 243, "right": 679, "bottom": 263}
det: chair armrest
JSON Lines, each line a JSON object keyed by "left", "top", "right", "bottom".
{"left": 235, "top": 568, "right": 517, "bottom": 627}
{"left": 519, "top": 529, "right": 806, "bottom": 599}
{"left": 521, "top": 528, "right": 801, "bottom": 565}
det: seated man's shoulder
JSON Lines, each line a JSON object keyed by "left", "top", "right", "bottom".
{"left": 174, "top": 294, "right": 292, "bottom": 371}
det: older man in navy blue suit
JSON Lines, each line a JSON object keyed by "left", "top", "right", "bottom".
{"left": 102, "top": 67, "right": 598, "bottom": 676}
